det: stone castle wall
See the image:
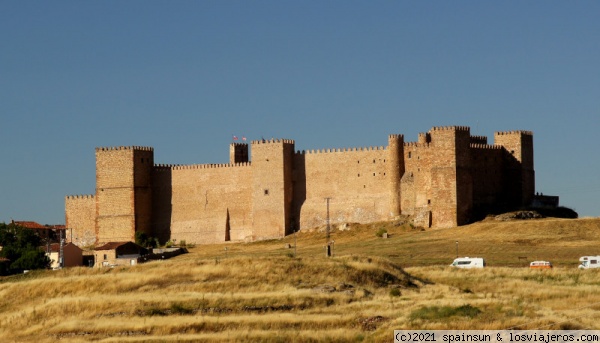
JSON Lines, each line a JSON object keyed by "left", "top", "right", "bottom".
{"left": 156, "top": 163, "right": 253, "bottom": 244}
{"left": 65, "top": 126, "right": 535, "bottom": 247}
{"left": 65, "top": 195, "right": 96, "bottom": 246}
{"left": 292, "top": 146, "right": 391, "bottom": 230}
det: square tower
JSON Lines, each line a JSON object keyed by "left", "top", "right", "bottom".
{"left": 250, "top": 139, "right": 295, "bottom": 239}
{"left": 95, "top": 146, "right": 153, "bottom": 243}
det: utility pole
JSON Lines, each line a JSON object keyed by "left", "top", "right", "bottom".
{"left": 59, "top": 229, "right": 65, "bottom": 269}
{"left": 455, "top": 241, "right": 459, "bottom": 258}
{"left": 325, "top": 197, "right": 331, "bottom": 239}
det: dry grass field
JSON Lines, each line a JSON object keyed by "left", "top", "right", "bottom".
{"left": 1, "top": 216, "right": 600, "bottom": 342}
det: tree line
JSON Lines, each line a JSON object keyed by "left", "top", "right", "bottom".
{"left": 0, "top": 222, "right": 50, "bottom": 275}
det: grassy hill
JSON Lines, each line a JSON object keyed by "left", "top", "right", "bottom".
{"left": 1, "top": 216, "right": 600, "bottom": 342}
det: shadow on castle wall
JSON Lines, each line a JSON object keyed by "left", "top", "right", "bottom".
{"left": 152, "top": 168, "right": 172, "bottom": 244}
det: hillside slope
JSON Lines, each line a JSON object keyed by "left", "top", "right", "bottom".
{"left": 1, "top": 216, "right": 599, "bottom": 342}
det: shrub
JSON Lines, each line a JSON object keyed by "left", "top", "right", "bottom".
{"left": 389, "top": 288, "right": 401, "bottom": 297}
{"left": 170, "top": 303, "right": 194, "bottom": 315}
{"left": 410, "top": 304, "right": 481, "bottom": 321}
{"left": 135, "top": 232, "right": 159, "bottom": 248}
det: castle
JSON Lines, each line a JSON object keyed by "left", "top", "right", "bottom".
{"left": 65, "top": 126, "right": 534, "bottom": 247}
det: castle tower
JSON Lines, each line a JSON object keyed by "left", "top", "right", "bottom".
{"left": 95, "top": 146, "right": 154, "bottom": 243}
{"left": 494, "top": 131, "right": 535, "bottom": 207}
{"left": 250, "top": 139, "right": 295, "bottom": 239}
{"left": 387, "top": 134, "right": 405, "bottom": 218}
{"left": 427, "top": 126, "right": 473, "bottom": 228}
{"left": 230, "top": 143, "right": 249, "bottom": 164}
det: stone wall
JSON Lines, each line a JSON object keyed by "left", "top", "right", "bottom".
{"left": 292, "top": 146, "right": 390, "bottom": 230}
{"left": 164, "top": 163, "right": 253, "bottom": 244}
{"left": 65, "top": 195, "right": 96, "bottom": 247}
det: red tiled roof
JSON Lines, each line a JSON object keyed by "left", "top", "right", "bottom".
{"left": 13, "top": 221, "right": 47, "bottom": 229}
{"left": 94, "top": 242, "right": 133, "bottom": 251}
{"left": 13, "top": 221, "right": 66, "bottom": 230}
{"left": 45, "top": 242, "right": 81, "bottom": 253}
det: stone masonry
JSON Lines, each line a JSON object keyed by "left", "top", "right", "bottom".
{"left": 65, "top": 126, "right": 534, "bottom": 246}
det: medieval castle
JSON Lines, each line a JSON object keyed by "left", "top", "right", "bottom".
{"left": 65, "top": 126, "right": 534, "bottom": 247}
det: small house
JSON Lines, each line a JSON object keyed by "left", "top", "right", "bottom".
{"left": 46, "top": 242, "right": 83, "bottom": 269}
{"left": 94, "top": 242, "right": 147, "bottom": 268}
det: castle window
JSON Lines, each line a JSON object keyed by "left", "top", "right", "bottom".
{"left": 427, "top": 199, "right": 431, "bottom": 204}
{"left": 103, "top": 254, "right": 107, "bottom": 260}
{"left": 264, "top": 189, "right": 269, "bottom": 195}
{"left": 357, "top": 160, "right": 360, "bottom": 164}
{"left": 358, "top": 174, "right": 360, "bottom": 177}
{"left": 373, "top": 159, "right": 375, "bottom": 163}
{"left": 373, "top": 173, "right": 376, "bottom": 176}
{"left": 408, "top": 152, "right": 411, "bottom": 158}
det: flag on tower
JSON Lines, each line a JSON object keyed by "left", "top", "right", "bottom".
{"left": 242, "top": 136, "right": 246, "bottom": 141}
{"left": 232, "top": 135, "right": 238, "bottom": 141}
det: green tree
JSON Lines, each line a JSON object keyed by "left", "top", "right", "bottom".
{"left": 0, "top": 222, "right": 50, "bottom": 275}
{"left": 135, "top": 231, "right": 158, "bottom": 248}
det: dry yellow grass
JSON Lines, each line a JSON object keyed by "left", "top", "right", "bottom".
{"left": 1, "top": 216, "right": 600, "bottom": 342}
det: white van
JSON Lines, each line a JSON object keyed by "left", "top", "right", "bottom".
{"left": 529, "top": 261, "right": 552, "bottom": 269}
{"left": 578, "top": 256, "right": 600, "bottom": 269}
{"left": 450, "top": 257, "right": 485, "bottom": 268}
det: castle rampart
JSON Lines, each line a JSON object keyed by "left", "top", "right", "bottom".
{"left": 66, "top": 126, "right": 535, "bottom": 246}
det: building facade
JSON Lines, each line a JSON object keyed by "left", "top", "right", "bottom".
{"left": 65, "top": 126, "right": 534, "bottom": 247}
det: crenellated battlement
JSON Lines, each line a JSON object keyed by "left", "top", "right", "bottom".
{"left": 470, "top": 135, "right": 488, "bottom": 145}
{"left": 230, "top": 142, "right": 249, "bottom": 147}
{"left": 495, "top": 130, "right": 533, "bottom": 136}
{"left": 65, "top": 194, "right": 95, "bottom": 200}
{"left": 294, "top": 145, "right": 387, "bottom": 155}
{"left": 154, "top": 162, "right": 252, "bottom": 170}
{"left": 95, "top": 146, "right": 154, "bottom": 152}
{"left": 470, "top": 143, "right": 502, "bottom": 150}
{"left": 431, "top": 126, "right": 470, "bottom": 132}
{"left": 251, "top": 138, "right": 295, "bottom": 145}
{"left": 154, "top": 164, "right": 183, "bottom": 169}
{"left": 388, "top": 134, "right": 404, "bottom": 139}
{"left": 404, "top": 142, "right": 431, "bottom": 148}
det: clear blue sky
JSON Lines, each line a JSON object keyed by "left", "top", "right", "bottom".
{"left": 1, "top": 1, "right": 599, "bottom": 225}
